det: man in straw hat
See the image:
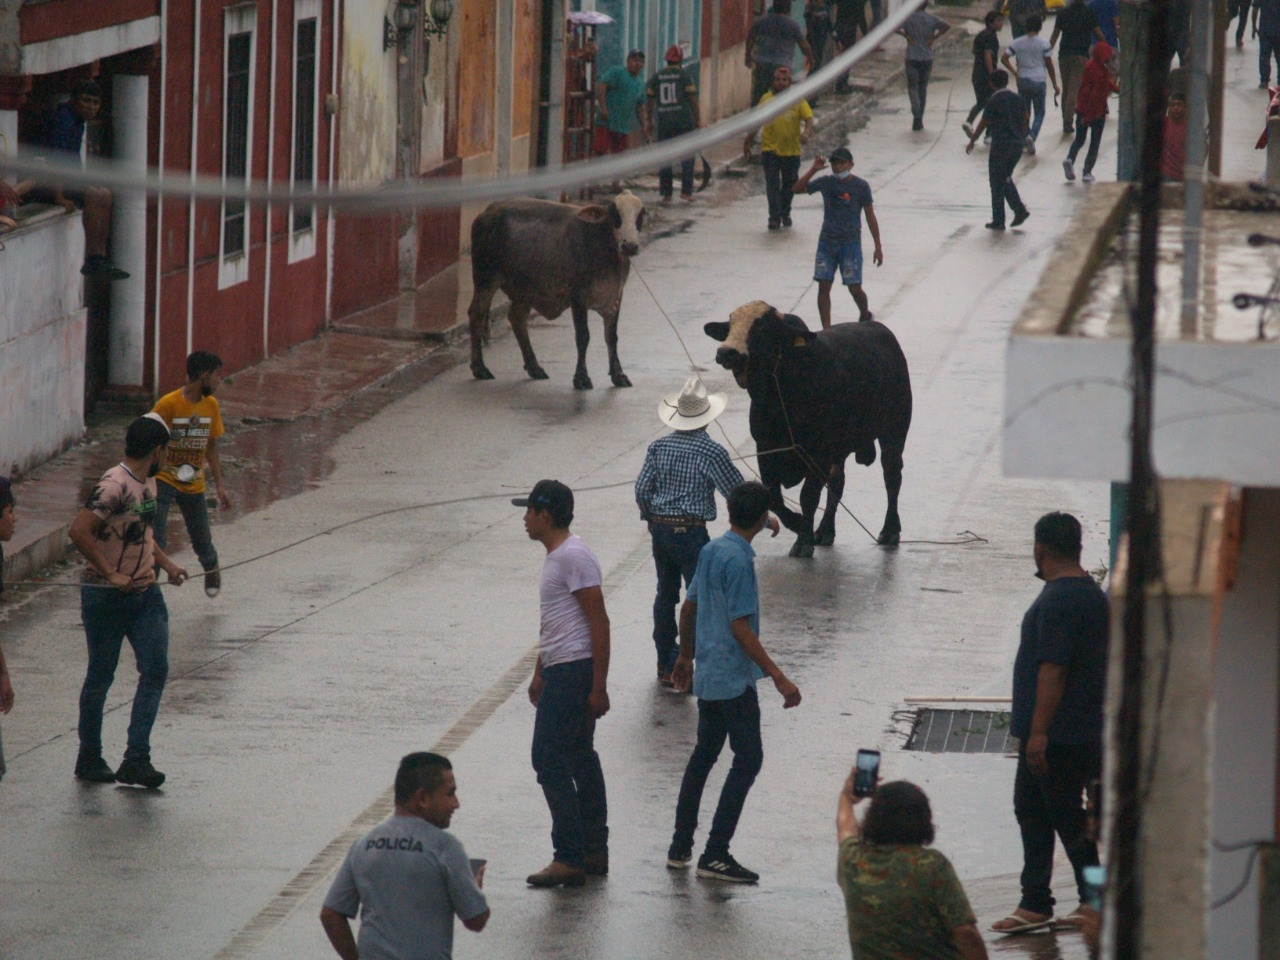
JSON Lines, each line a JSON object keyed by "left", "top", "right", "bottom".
{"left": 635, "top": 378, "right": 776, "bottom": 688}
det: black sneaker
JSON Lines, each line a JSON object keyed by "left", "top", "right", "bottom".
{"left": 116, "top": 755, "right": 166, "bottom": 789}
{"left": 667, "top": 843, "right": 693, "bottom": 869}
{"left": 696, "top": 852, "right": 759, "bottom": 883}
{"left": 1011, "top": 208, "right": 1031, "bottom": 227}
{"left": 203, "top": 567, "right": 221, "bottom": 598}
{"left": 80, "top": 255, "right": 131, "bottom": 281}
{"left": 781, "top": 216, "right": 792, "bottom": 228}
{"left": 74, "top": 752, "right": 117, "bottom": 783}
{"left": 911, "top": 117, "right": 924, "bottom": 131}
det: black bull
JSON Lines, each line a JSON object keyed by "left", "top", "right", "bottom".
{"left": 705, "top": 302, "right": 912, "bottom": 557}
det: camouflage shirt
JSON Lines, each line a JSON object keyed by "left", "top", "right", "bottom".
{"left": 837, "top": 838, "right": 976, "bottom": 960}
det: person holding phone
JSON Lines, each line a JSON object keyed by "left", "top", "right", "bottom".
{"left": 837, "top": 776, "right": 989, "bottom": 960}
{"left": 666, "top": 481, "right": 799, "bottom": 884}
{"left": 321, "top": 752, "right": 489, "bottom": 960}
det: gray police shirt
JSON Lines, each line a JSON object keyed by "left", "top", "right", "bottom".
{"left": 324, "top": 814, "right": 487, "bottom": 960}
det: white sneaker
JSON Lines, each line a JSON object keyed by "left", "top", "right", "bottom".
{"left": 962, "top": 121, "right": 975, "bottom": 139}
{"left": 1082, "top": 171, "right": 1096, "bottom": 183}
{"left": 1062, "top": 159, "right": 1076, "bottom": 181}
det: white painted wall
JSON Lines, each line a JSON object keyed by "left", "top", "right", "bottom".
{"left": 0, "top": 211, "right": 86, "bottom": 475}
{"left": 1208, "top": 488, "right": 1280, "bottom": 959}
{"left": 339, "top": 0, "right": 398, "bottom": 185}
{"left": 109, "top": 73, "right": 148, "bottom": 386}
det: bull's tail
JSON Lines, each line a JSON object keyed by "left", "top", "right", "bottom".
{"left": 696, "top": 155, "right": 713, "bottom": 193}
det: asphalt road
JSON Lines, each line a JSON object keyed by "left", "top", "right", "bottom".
{"left": 5, "top": 33, "right": 1264, "bottom": 960}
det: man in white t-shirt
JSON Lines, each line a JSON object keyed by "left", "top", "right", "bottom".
{"left": 513, "top": 480, "right": 612, "bottom": 888}
{"left": 321, "top": 752, "right": 489, "bottom": 960}
{"left": 1001, "top": 15, "right": 1059, "bottom": 154}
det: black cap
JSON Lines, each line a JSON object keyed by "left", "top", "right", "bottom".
{"left": 627, "top": 48, "right": 645, "bottom": 59}
{"left": 828, "top": 147, "right": 853, "bottom": 165}
{"left": 512, "top": 479, "right": 575, "bottom": 525}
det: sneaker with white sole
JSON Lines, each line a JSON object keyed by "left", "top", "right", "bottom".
{"left": 696, "top": 852, "right": 759, "bottom": 883}
{"left": 1062, "top": 159, "right": 1076, "bottom": 181}
{"left": 667, "top": 843, "right": 693, "bottom": 869}
{"left": 1082, "top": 171, "right": 1095, "bottom": 183}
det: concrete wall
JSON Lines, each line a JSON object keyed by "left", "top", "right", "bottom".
{"left": 1208, "top": 487, "right": 1280, "bottom": 959}
{"left": 338, "top": 0, "right": 397, "bottom": 186}
{"left": 0, "top": 209, "right": 86, "bottom": 476}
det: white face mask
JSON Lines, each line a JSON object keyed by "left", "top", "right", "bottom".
{"left": 834, "top": 168, "right": 853, "bottom": 180}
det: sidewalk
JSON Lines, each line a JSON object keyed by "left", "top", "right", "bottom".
{"left": 0, "top": 7, "right": 983, "bottom": 593}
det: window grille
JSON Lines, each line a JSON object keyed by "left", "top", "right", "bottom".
{"left": 223, "top": 30, "right": 252, "bottom": 258}
{"left": 292, "top": 17, "right": 317, "bottom": 234}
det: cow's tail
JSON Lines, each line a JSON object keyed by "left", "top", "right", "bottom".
{"left": 696, "top": 155, "right": 713, "bottom": 193}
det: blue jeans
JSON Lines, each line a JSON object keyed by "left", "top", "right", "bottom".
{"left": 1014, "top": 741, "right": 1101, "bottom": 915}
{"left": 813, "top": 238, "right": 863, "bottom": 285}
{"left": 531, "top": 658, "right": 608, "bottom": 867}
{"left": 989, "top": 143, "right": 1028, "bottom": 226}
{"left": 154, "top": 481, "right": 219, "bottom": 572}
{"left": 1018, "top": 78, "right": 1047, "bottom": 142}
{"left": 672, "top": 686, "right": 763, "bottom": 857}
{"left": 78, "top": 585, "right": 170, "bottom": 761}
{"left": 905, "top": 59, "right": 934, "bottom": 122}
{"left": 650, "top": 522, "right": 709, "bottom": 671}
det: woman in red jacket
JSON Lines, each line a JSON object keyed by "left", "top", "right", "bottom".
{"left": 1062, "top": 41, "right": 1119, "bottom": 183}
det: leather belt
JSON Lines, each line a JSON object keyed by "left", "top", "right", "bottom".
{"left": 649, "top": 516, "right": 707, "bottom": 526}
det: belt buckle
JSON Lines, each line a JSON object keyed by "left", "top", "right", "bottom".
{"left": 672, "top": 525, "right": 687, "bottom": 534}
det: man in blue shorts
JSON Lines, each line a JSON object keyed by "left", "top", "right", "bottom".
{"left": 793, "top": 147, "right": 883, "bottom": 327}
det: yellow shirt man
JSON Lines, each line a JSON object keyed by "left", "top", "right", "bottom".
{"left": 152, "top": 390, "right": 225, "bottom": 496}
{"left": 757, "top": 90, "right": 815, "bottom": 157}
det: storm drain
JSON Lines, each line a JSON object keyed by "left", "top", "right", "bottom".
{"left": 903, "top": 709, "right": 1016, "bottom": 754}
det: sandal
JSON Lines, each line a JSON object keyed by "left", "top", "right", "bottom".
{"left": 990, "top": 914, "right": 1054, "bottom": 934}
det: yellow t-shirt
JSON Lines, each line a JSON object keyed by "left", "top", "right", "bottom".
{"left": 758, "top": 91, "right": 814, "bottom": 157}
{"left": 152, "top": 388, "right": 225, "bottom": 495}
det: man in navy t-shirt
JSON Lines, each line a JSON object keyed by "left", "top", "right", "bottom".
{"left": 792, "top": 147, "right": 882, "bottom": 327}
{"left": 991, "top": 511, "right": 1107, "bottom": 935}
{"left": 28, "top": 81, "right": 129, "bottom": 281}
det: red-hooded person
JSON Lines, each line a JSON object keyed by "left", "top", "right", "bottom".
{"left": 1062, "top": 41, "right": 1119, "bottom": 183}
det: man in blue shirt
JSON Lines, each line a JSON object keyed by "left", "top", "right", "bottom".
{"left": 794, "top": 147, "right": 883, "bottom": 327}
{"left": 29, "top": 81, "right": 129, "bottom": 281}
{"left": 667, "top": 481, "right": 800, "bottom": 884}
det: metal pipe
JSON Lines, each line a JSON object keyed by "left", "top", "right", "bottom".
{"left": 185, "top": 0, "right": 201, "bottom": 357}
{"left": 902, "top": 696, "right": 1012, "bottom": 704}
{"left": 263, "top": 0, "right": 279, "bottom": 359}
{"left": 109, "top": 73, "right": 149, "bottom": 386}
{"left": 152, "top": 0, "right": 167, "bottom": 395}
{"left": 1181, "top": 0, "right": 1212, "bottom": 337}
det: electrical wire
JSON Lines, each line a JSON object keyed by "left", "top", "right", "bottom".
{"left": 1210, "top": 837, "right": 1272, "bottom": 910}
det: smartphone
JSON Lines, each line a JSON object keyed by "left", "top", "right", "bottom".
{"left": 853, "top": 749, "right": 881, "bottom": 798}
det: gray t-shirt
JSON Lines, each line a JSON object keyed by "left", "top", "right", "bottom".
{"left": 324, "top": 814, "right": 487, "bottom": 960}
{"left": 749, "top": 12, "right": 806, "bottom": 68}
{"left": 901, "top": 11, "right": 947, "bottom": 62}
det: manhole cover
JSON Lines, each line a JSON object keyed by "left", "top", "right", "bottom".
{"left": 904, "top": 708, "right": 1015, "bottom": 754}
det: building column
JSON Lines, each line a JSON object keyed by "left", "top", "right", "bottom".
{"left": 108, "top": 73, "right": 148, "bottom": 387}
{"left": 0, "top": 73, "right": 32, "bottom": 155}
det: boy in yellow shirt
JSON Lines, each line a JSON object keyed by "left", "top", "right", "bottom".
{"left": 743, "top": 67, "right": 814, "bottom": 230}
{"left": 151, "top": 351, "right": 232, "bottom": 597}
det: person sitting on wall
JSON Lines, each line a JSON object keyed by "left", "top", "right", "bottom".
{"left": 26, "top": 81, "right": 129, "bottom": 281}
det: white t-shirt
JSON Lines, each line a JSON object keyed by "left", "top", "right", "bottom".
{"left": 539, "top": 535, "right": 603, "bottom": 667}
{"left": 1007, "top": 34, "right": 1052, "bottom": 83}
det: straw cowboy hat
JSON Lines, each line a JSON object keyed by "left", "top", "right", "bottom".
{"left": 658, "top": 377, "right": 727, "bottom": 431}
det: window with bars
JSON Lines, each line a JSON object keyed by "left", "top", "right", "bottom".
{"left": 223, "top": 29, "right": 252, "bottom": 258}
{"left": 292, "top": 17, "right": 317, "bottom": 235}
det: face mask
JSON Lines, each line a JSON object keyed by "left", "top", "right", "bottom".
{"left": 834, "top": 169, "right": 853, "bottom": 180}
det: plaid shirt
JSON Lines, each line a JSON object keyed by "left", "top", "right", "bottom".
{"left": 635, "top": 429, "right": 744, "bottom": 521}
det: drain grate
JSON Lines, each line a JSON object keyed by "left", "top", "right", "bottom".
{"left": 904, "top": 708, "right": 1016, "bottom": 754}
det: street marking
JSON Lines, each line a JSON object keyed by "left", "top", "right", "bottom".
{"left": 213, "top": 535, "right": 653, "bottom": 960}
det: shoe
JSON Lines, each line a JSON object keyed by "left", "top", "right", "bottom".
{"left": 660, "top": 195, "right": 672, "bottom": 205}
{"left": 1262, "top": 80, "right": 1271, "bottom": 88}
{"left": 74, "top": 752, "right": 117, "bottom": 783}
{"left": 526, "top": 861, "right": 586, "bottom": 887}
{"left": 1011, "top": 209, "right": 1031, "bottom": 227}
{"left": 962, "top": 121, "right": 975, "bottom": 138}
{"left": 583, "top": 852, "right": 609, "bottom": 876}
{"left": 681, "top": 193, "right": 694, "bottom": 202}
{"left": 667, "top": 843, "right": 693, "bottom": 869}
{"left": 991, "top": 912, "right": 1054, "bottom": 934}
{"left": 767, "top": 219, "right": 780, "bottom": 230}
{"left": 116, "top": 755, "right": 166, "bottom": 789}
{"left": 985, "top": 221, "right": 1006, "bottom": 230}
{"left": 203, "top": 567, "right": 221, "bottom": 598}
{"left": 1082, "top": 171, "right": 1095, "bottom": 183}
{"left": 1062, "top": 158, "right": 1076, "bottom": 181}
{"left": 696, "top": 852, "right": 759, "bottom": 883}
{"left": 658, "top": 666, "right": 675, "bottom": 688}
{"left": 781, "top": 216, "right": 792, "bottom": 228}
{"left": 1024, "top": 142, "right": 1037, "bottom": 156}
{"left": 1064, "top": 125, "right": 1075, "bottom": 135}
{"left": 911, "top": 117, "right": 924, "bottom": 131}
{"left": 80, "top": 255, "right": 130, "bottom": 281}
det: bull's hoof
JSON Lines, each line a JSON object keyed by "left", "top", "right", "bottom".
{"left": 611, "top": 372, "right": 632, "bottom": 388}
{"left": 573, "top": 374, "right": 594, "bottom": 390}
{"left": 472, "top": 365, "right": 495, "bottom": 381}
{"left": 877, "top": 529, "right": 901, "bottom": 547}
{"left": 815, "top": 529, "right": 836, "bottom": 547}
{"left": 789, "top": 537, "right": 815, "bottom": 558}
{"left": 527, "top": 364, "right": 549, "bottom": 380}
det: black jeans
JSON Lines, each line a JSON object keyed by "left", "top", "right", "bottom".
{"left": 672, "top": 686, "right": 764, "bottom": 857}
{"left": 988, "top": 143, "right": 1027, "bottom": 226}
{"left": 967, "top": 71, "right": 993, "bottom": 124}
{"left": 1013, "top": 741, "right": 1101, "bottom": 915}
{"left": 762, "top": 152, "right": 801, "bottom": 223}
{"left": 905, "top": 59, "right": 933, "bottom": 121}
{"left": 154, "top": 481, "right": 219, "bottom": 572}
{"left": 531, "top": 658, "right": 608, "bottom": 867}
{"left": 1068, "top": 116, "right": 1106, "bottom": 174}
{"left": 650, "top": 522, "right": 709, "bottom": 671}
{"left": 659, "top": 152, "right": 696, "bottom": 199}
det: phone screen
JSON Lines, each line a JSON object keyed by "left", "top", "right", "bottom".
{"left": 853, "top": 749, "right": 880, "bottom": 797}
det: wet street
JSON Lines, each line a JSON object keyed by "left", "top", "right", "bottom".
{"left": 1, "top": 34, "right": 1264, "bottom": 960}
